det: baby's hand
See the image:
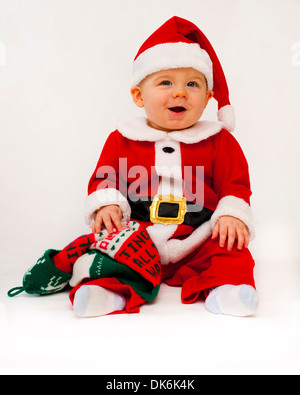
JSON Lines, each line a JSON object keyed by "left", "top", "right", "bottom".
{"left": 92, "top": 204, "right": 123, "bottom": 235}
{"left": 211, "top": 215, "right": 249, "bottom": 251}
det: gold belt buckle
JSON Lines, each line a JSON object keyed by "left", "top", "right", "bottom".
{"left": 150, "top": 194, "right": 187, "bottom": 225}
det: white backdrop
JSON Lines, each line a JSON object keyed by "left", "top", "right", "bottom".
{"left": 1, "top": 0, "right": 300, "bottom": 374}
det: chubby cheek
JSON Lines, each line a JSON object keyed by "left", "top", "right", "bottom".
{"left": 194, "top": 104, "right": 206, "bottom": 120}
{"left": 145, "top": 97, "right": 166, "bottom": 119}
{"left": 191, "top": 97, "right": 207, "bottom": 117}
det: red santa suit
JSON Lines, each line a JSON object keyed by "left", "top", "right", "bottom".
{"left": 76, "top": 116, "right": 256, "bottom": 312}
{"left": 70, "top": 16, "right": 257, "bottom": 313}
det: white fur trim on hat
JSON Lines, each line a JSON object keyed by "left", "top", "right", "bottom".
{"left": 132, "top": 42, "right": 213, "bottom": 89}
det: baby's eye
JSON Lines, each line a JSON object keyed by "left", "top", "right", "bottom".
{"left": 187, "top": 81, "right": 198, "bottom": 87}
{"left": 160, "top": 80, "right": 172, "bottom": 86}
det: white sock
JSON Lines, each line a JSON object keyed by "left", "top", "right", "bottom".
{"left": 73, "top": 285, "right": 126, "bottom": 317}
{"left": 205, "top": 284, "right": 258, "bottom": 317}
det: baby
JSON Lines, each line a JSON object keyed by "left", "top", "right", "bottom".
{"left": 72, "top": 16, "right": 258, "bottom": 317}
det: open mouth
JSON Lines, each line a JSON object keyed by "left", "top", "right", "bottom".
{"left": 168, "top": 106, "right": 186, "bottom": 113}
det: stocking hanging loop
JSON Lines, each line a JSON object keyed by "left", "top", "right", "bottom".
{"left": 7, "top": 286, "right": 24, "bottom": 297}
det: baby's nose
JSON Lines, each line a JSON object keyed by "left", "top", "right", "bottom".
{"left": 172, "top": 87, "right": 187, "bottom": 98}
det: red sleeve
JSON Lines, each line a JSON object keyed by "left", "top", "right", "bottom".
{"left": 88, "top": 131, "right": 120, "bottom": 195}
{"left": 85, "top": 131, "right": 131, "bottom": 227}
{"left": 212, "top": 129, "right": 252, "bottom": 205}
{"left": 210, "top": 130, "right": 255, "bottom": 239}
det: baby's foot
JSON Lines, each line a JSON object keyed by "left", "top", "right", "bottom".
{"left": 73, "top": 285, "right": 126, "bottom": 317}
{"left": 205, "top": 284, "right": 258, "bottom": 317}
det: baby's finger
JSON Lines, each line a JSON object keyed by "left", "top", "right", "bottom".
{"left": 110, "top": 212, "right": 123, "bottom": 232}
{"left": 236, "top": 228, "right": 245, "bottom": 250}
{"left": 244, "top": 230, "right": 250, "bottom": 249}
{"left": 102, "top": 214, "right": 114, "bottom": 234}
{"left": 218, "top": 224, "right": 228, "bottom": 248}
{"left": 227, "top": 227, "right": 236, "bottom": 250}
{"left": 93, "top": 216, "right": 103, "bottom": 234}
{"left": 211, "top": 222, "right": 219, "bottom": 239}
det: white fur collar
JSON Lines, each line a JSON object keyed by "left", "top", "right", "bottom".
{"left": 116, "top": 116, "right": 225, "bottom": 144}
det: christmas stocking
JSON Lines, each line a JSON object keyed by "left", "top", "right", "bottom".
{"left": 70, "top": 221, "right": 161, "bottom": 301}
{"left": 7, "top": 221, "right": 161, "bottom": 300}
{"left": 8, "top": 233, "right": 96, "bottom": 297}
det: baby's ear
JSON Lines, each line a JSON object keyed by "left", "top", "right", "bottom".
{"left": 130, "top": 86, "right": 144, "bottom": 108}
{"left": 205, "top": 90, "right": 214, "bottom": 107}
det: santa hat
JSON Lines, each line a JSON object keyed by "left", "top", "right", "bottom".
{"left": 132, "top": 16, "right": 235, "bottom": 131}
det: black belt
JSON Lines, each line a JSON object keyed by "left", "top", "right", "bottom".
{"left": 128, "top": 198, "right": 213, "bottom": 229}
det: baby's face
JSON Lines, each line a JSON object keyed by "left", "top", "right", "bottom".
{"left": 131, "top": 68, "right": 213, "bottom": 132}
